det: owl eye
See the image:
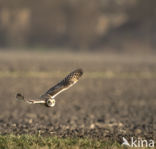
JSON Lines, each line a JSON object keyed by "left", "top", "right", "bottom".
{"left": 47, "top": 100, "right": 51, "bottom": 104}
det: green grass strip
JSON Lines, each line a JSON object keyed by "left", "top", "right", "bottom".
{"left": 0, "top": 134, "right": 123, "bottom": 149}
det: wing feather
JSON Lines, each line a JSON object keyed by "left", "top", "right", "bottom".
{"left": 41, "top": 68, "right": 83, "bottom": 98}
{"left": 16, "top": 93, "right": 45, "bottom": 104}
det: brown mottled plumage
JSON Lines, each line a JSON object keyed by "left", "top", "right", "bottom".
{"left": 16, "top": 69, "right": 83, "bottom": 107}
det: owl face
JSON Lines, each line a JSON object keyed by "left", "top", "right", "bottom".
{"left": 46, "top": 98, "right": 55, "bottom": 107}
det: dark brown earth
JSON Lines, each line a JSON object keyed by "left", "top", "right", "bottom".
{"left": 0, "top": 51, "right": 155, "bottom": 143}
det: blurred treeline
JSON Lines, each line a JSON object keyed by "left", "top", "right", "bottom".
{"left": 0, "top": 0, "right": 155, "bottom": 51}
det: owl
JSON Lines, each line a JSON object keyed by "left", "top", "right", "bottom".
{"left": 16, "top": 69, "right": 83, "bottom": 107}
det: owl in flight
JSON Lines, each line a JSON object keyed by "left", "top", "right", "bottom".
{"left": 16, "top": 69, "right": 83, "bottom": 107}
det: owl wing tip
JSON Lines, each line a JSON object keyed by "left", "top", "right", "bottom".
{"left": 16, "top": 93, "right": 24, "bottom": 100}
{"left": 75, "top": 68, "right": 83, "bottom": 76}
{"left": 65, "top": 68, "right": 83, "bottom": 85}
{"left": 72, "top": 68, "right": 83, "bottom": 79}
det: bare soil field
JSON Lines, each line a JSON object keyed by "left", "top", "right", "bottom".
{"left": 0, "top": 50, "right": 155, "bottom": 144}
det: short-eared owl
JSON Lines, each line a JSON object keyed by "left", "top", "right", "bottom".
{"left": 16, "top": 69, "right": 83, "bottom": 107}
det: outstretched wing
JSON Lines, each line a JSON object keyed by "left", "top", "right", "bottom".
{"left": 41, "top": 68, "right": 83, "bottom": 99}
{"left": 16, "top": 93, "right": 45, "bottom": 104}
